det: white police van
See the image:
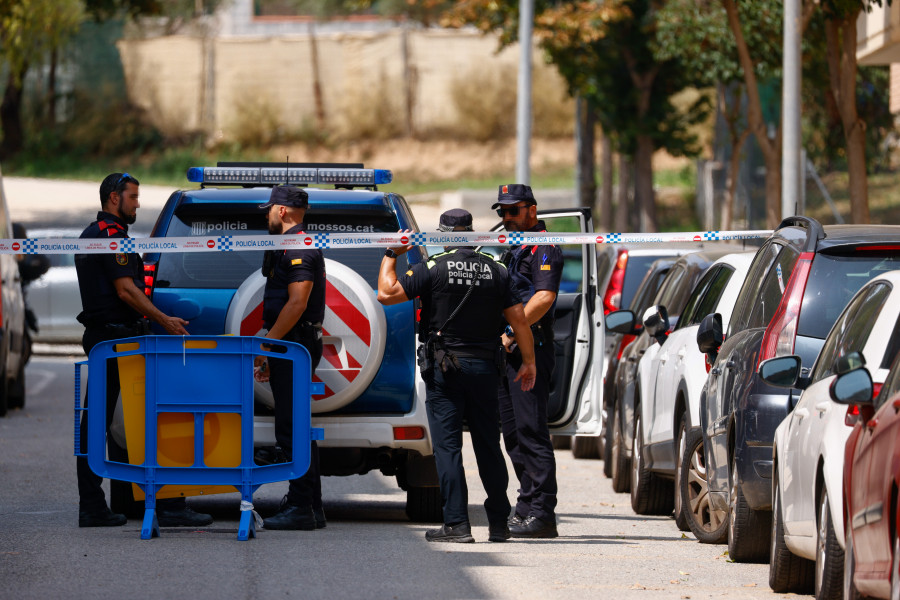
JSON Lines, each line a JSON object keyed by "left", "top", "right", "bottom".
{"left": 129, "top": 163, "right": 603, "bottom": 520}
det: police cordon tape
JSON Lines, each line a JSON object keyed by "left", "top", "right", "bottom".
{"left": 0, "top": 229, "right": 775, "bottom": 254}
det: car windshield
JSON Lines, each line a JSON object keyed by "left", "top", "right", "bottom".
{"left": 799, "top": 252, "right": 900, "bottom": 339}
{"left": 154, "top": 205, "right": 405, "bottom": 289}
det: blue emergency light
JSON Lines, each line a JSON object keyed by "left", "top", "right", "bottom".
{"left": 186, "top": 165, "right": 392, "bottom": 187}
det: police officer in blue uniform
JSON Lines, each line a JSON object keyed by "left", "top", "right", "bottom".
{"left": 254, "top": 185, "right": 326, "bottom": 531}
{"left": 377, "top": 209, "right": 536, "bottom": 543}
{"left": 75, "top": 172, "right": 212, "bottom": 528}
{"left": 494, "top": 184, "right": 564, "bottom": 538}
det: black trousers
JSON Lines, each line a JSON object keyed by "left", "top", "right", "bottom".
{"left": 425, "top": 356, "right": 510, "bottom": 527}
{"left": 268, "top": 330, "right": 323, "bottom": 509}
{"left": 498, "top": 341, "right": 558, "bottom": 522}
{"left": 78, "top": 326, "right": 191, "bottom": 513}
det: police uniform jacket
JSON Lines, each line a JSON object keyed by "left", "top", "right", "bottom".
{"left": 506, "top": 220, "right": 564, "bottom": 327}
{"left": 262, "top": 223, "right": 326, "bottom": 336}
{"left": 398, "top": 247, "right": 519, "bottom": 359}
{"left": 75, "top": 211, "right": 143, "bottom": 327}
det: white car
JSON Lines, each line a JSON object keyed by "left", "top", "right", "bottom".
{"left": 633, "top": 252, "right": 753, "bottom": 539}
{"left": 761, "top": 271, "right": 900, "bottom": 597}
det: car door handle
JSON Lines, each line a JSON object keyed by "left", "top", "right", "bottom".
{"left": 677, "top": 348, "right": 686, "bottom": 359}
{"left": 815, "top": 401, "right": 830, "bottom": 414}
{"left": 893, "top": 398, "right": 900, "bottom": 413}
{"left": 867, "top": 418, "right": 879, "bottom": 430}
{"left": 710, "top": 367, "right": 721, "bottom": 376}
{"left": 726, "top": 360, "right": 736, "bottom": 368}
{"left": 660, "top": 355, "right": 668, "bottom": 364}
{"left": 795, "top": 407, "right": 810, "bottom": 419}
{"left": 627, "top": 356, "right": 637, "bottom": 362}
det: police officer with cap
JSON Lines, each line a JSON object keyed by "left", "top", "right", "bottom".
{"left": 254, "top": 185, "right": 327, "bottom": 530}
{"left": 377, "top": 208, "right": 536, "bottom": 543}
{"left": 75, "top": 172, "right": 212, "bottom": 528}
{"left": 494, "top": 183, "right": 564, "bottom": 538}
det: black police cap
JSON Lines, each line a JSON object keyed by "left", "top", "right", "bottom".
{"left": 258, "top": 185, "right": 309, "bottom": 210}
{"left": 438, "top": 208, "right": 473, "bottom": 231}
{"left": 491, "top": 183, "right": 536, "bottom": 209}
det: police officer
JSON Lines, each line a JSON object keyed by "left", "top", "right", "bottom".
{"left": 75, "top": 172, "right": 212, "bottom": 528}
{"left": 377, "top": 209, "right": 536, "bottom": 543}
{"left": 494, "top": 184, "right": 564, "bottom": 538}
{"left": 254, "top": 185, "right": 326, "bottom": 531}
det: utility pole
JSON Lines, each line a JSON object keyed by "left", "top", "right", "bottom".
{"left": 782, "top": 0, "right": 802, "bottom": 218}
{"left": 516, "top": 0, "right": 534, "bottom": 185}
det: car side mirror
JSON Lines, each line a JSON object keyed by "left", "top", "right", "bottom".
{"left": 605, "top": 310, "right": 637, "bottom": 335}
{"left": 759, "top": 355, "right": 804, "bottom": 389}
{"left": 834, "top": 351, "right": 866, "bottom": 376}
{"left": 642, "top": 305, "right": 669, "bottom": 345}
{"left": 696, "top": 313, "right": 723, "bottom": 362}
{"left": 830, "top": 367, "right": 874, "bottom": 406}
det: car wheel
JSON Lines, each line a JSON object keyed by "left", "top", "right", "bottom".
{"left": 844, "top": 528, "right": 863, "bottom": 600}
{"left": 405, "top": 486, "right": 442, "bottom": 523}
{"left": 769, "top": 473, "right": 814, "bottom": 592}
{"left": 890, "top": 530, "right": 900, "bottom": 600}
{"left": 610, "top": 401, "right": 630, "bottom": 493}
{"left": 0, "top": 362, "right": 9, "bottom": 418}
{"left": 815, "top": 487, "right": 844, "bottom": 599}
{"left": 630, "top": 414, "right": 674, "bottom": 515}
{"left": 572, "top": 435, "right": 600, "bottom": 459}
{"left": 7, "top": 351, "right": 26, "bottom": 410}
{"left": 727, "top": 452, "right": 771, "bottom": 563}
{"left": 681, "top": 425, "right": 727, "bottom": 543}
{"left": 602, "top": 405, "right": 614, "bottom": 478}
{"left": 551, "top": 435, "right": 571, "bottom": 450}
{"left": 673, "top": 414, "right": 689, "bottom": 531}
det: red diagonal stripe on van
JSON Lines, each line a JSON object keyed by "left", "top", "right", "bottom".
{"left": 241, "top": 303, "right": 264, "bottom": 336}
{"left": 326, "top": 280, "right": 370, "bottom": 345}
{"left": 320, "top": 343, "right": 363, "bottom": 381}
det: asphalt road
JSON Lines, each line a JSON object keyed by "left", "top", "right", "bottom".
{"left": 0, "top": 356, "right": 804, "bottom": 600}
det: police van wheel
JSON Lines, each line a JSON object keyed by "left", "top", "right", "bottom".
{"left": 551, "top": 435, "right": 571, "bottom": 450}
{"left": 571, "top": 436, "right": 600, "bottom": 459}
{"left": 406, "top": 486, "right": 442, "bottom": 522}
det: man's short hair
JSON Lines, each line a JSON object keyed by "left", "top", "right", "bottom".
{"left": 100, "top": 172, "right": 140, "bottom": 205}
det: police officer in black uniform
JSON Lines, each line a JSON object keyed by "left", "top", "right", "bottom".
{"left": 377, "top": 209, "right": 537, "bottom": 543}
{"left": 75, "top": 172, "right": 212, "bottom": 528}
{"left": 254, "top": 185, "right": 326, "bottom": 531}
{"left": 494, "top": 184, "right": 564, "bottom": 538}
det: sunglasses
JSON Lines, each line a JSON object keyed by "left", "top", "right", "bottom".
{"left": 114, "top": 172, "right": 132, "bottom": 190}
{"left": 496, "top": 204, "right": 531, "bottom": 217}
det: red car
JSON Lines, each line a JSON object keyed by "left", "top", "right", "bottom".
{"left": 837, "top": 353, "right": 900, "bottom": 599}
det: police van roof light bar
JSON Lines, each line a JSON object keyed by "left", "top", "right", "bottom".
{"left": 186, "top": 165, "right": 392, "bottom": 188}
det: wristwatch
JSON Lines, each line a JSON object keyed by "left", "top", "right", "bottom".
{"left": 504, "top": 325, "right": 515, "bottom": 337}
{"left": 384, "top": 249, "right": 399, "bottom": 259}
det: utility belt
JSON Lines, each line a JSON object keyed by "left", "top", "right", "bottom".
{"left": 417, "top": 333, "right": 506, "bottom": 377}
{"left": 84, "top": 318, "right": 151, "bottom": 337}
{"left": 284, "top": 320, "right": 323, "bottom": 342}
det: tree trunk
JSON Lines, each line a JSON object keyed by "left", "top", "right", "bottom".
{"left": 308, "top": 21, "right": 326, "bottom": 131}
{"left": 634, "top": 134, "right": 657, "bottom": 232}
{"left": 720, "top": 84, "right": 750, "bottom": 230}
{"left": 721, "top": 0, "right": 783, "bottom": 228}
{"left": 0, "top": 69, "right": 26, "bottom": 159}
{"left": 47, "top": 47, "right": 58, "bottom": 125}
{"left": 574, "top": 96, "right": 597, "bottom": 209}
{"left": 825, "top": 13, "right": 869, "bottom": 223}
{"left": 600, "top": 132, "right": 613, "bottom": 232}
{"left": 615, "top": 154, "right": 631, "bottom": 233}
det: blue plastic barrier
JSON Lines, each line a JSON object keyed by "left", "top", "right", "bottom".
{"left": 74, "top": 335, "right": 325, "bottom": 540}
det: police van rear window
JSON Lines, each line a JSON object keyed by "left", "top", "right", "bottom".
{"left": 154, "top": 207, "right": 404, "bottom": 289}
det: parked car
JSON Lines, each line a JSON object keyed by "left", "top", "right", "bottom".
{"left": 836, "top": 351, "right": 900, "bottom": 599}
{"left": 25, "top": 228, "right": 82, "bottom": 344}
{"left": 602, "top": 256, "right": 680, "bottom": 487}
{"left": 606, "top": 248, "right": 736, "bottom": 511}
{"left": 697, "top": 217, "right": 900, "bottom": 563}
{"left": 636, "top": 252, "right": 753, "bottom": 540}
{"left": 123, "top": 163, "right": 604, "bottom": 521}
{"left": 761, "top": 271, "right": 900, "bottom": 596}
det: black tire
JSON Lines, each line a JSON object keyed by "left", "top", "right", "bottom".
{"left": 630, "top": 415, "right": 674, "bottom": 515}
{"left": 610, "top": 400, "right": 630, "bottom": 493}
{"left": 681, "top": 426, "right": 728, "bottom": 543}
{"left": 406, "top": 486, "right": 442, "bottom": 522}
{"left": 769, "top": 474, "right": 814, "bottom": 593}
{"left": 602, "top": 406, "right": 614, "bottom": 478}
{"left": 0, "top": 361, "right": 9, "bottom": 418}
{"left": 551, "top": 435, "right": 571, "bottom": 450}
{"left": 844, "top": 528, "right": 863, "bottom": 600}
{"left": 815, "top": 487, "right": 844, "bottom": 600}
{"left": 7, "top": 353, "right": 26, "bottom": 410}
{"left": 572, "top": 436, "right": 600, "bottom": 459}
{"left": 673, "top": 414, "right": 690, "bottom": 532}
{"left": 727, "top": 453, "right": 772, "bottom": 563}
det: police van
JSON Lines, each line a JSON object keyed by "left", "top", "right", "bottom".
{"left": 133, "top": 163, "right": 603, "bottom": 521}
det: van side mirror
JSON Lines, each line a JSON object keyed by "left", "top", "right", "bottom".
{"left": 830, "top": 367, "right": 873, "bottom": 406}
{"left": 605, "top": 310, "right": 637, "bottom": 335}
{"left": 642, "top": 305, "right": 669, "bottom": 345}
{"left": 759, "top": 355, "right": 805, "bottom": 389}
{"left": 696, "top": 313, "right": 723, "bottom": 362}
